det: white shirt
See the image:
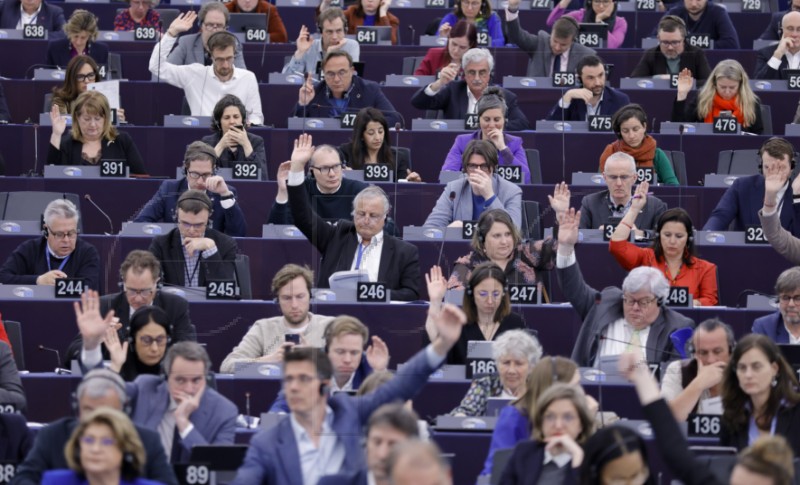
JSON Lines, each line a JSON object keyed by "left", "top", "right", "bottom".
{"left": 762, "top": 181, "right": 791, "bottom": 216}
{"left": 543, "top": 450, "right": 572, "bottom": 468}
{"left": 149, "top": 34, "right": 264, "bottom": 125}
{"left": 559, "top": 90, "right": 606, "bottom": 118}
{"left": 785, "top": 323, "right": 800, "bottom": 344}
{"left": 466, "top": 88, "right": 479, "bottom": 114}
{"left": 350, "top": 231, "right": 384, "bottom": 283}
{"left": 597, "top": 317, "right": 651, "bottom": 364}
{"left": 290, "top": 406, "right": 346, "bottom": 485}
{"left": 17, "top": 4, "right": 42, "bottom": 28}
{"left": 768, "top": 49, "right": 800, "bottom": 71}
{"left": 661, "top": 360, "right": 723, "bottom": 415}
{"left": 330, "top": 372, "right": 356, "bottom": 393}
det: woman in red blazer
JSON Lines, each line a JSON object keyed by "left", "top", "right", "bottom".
{"left": 414, "top": 20, "right": 476, "bottom": 77}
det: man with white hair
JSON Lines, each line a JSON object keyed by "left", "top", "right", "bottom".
{"left": 410, "top": 48, "right": 530, "bottom": 131}
{"left": 555, "top": 207, "right": 694, "bottom": 367}
{"left": 0, "top": 198, "right": 100, "bottom": 289}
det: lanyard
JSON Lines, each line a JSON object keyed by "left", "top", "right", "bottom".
{"left": 45, "top": 245, "right": 70, "bottom": 272}
{"left": 183, "top": 254, "right": 202, "bottom": 286}
{"left": 355, "top": 244, "right": 365, "bottom": 270}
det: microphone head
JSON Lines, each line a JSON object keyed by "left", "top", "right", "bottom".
{"left": 394, "top": 122, "right": 401, "bottom": 131}
{"left": 84, "top": 194, "right": 91, "bottom": 200}
{"left": 38, "top": 344, "right": 45, "bottom": 350}
{"left": 679, "top": 124, "right": 685, "bottom": 135}
{"left": 449, "top": 191, "right": 456, "bottom": 200}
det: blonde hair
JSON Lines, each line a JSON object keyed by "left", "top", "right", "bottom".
{"left": 696, "top": 59, "right": 758, "bottom": 127}
{"left": 64, "top": 9, "right": 99, "bottom": 41}
{"left": 70, "top": 91, "right": 117, "bottom": 143}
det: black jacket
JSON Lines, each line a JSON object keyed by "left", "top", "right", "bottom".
{"left": 45, "top": 38, "right": 108, "bottom": 68}
{"left": 0, "top": 0, "right": 65, "bottom": 38}
{"left": 630, "top": 44, "right": 711, "bottom": 81}
{"left": 0, "top": 237, "right": 100, "bottom": 290}
{"left": 48, "top": 132, "right": 147, "bottom": 175}
{"left": 148, "top": 228, "right": 238, "bottom": 288}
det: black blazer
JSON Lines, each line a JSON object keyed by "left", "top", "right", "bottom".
{"left": 671, "top": 97, "right": 764, "bottom": 134}
{"left": 63, "top": 291, "right": 196, "bottom": 365}
{"left": 45, "top": 38, "right": 108, "bottom": 68}
{"left": 338, "top": 141, "right": 411, "bottom": 181}
{"left": 48, "top": 132, "right": 147, "bottom": 175}
{"left": 547, "top": 86, "right": 631, "bottom": 121}
{"left": 0, "top": 82, "right": 10, "bottom": 122}
{"left": 499, "top": 440, "right": 578, "bottom": 485}
{"left": 0, "top": 413, "right": 30, "bottom": 463}
{"left": 0, "top": 0, "right": 65, "bottom": 38}
{"left": 754, "top": 44, "right": 792, "bottom": 80}
{"left": 287, "top": 180, "right": 420, "bottom": 301}
{"left": 293, "top": 76, "right": 403, "bottom": 128}
{"left": 148, "top": 227, "right": 238, "bottom": 288}
{"left": 411, "top": 81, "right": 530, "bottom": 131}
{"left": 0, "top": 237, "right": 101, "bottom": 290}
{"left": 630, "top": 44, "right": 711, "bottom": 81}
{"left": 201, "top": 132, "right": 267, "bottom": 180}
{"left": 720, "top": 400, "right": 800, "bottom": 457}
{"left": 13, "top": 417, "right": 178, "bottom": 485}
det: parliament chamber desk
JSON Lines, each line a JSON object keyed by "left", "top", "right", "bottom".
{"left": 0, "top": 122, "right": 788, "bottom": 186}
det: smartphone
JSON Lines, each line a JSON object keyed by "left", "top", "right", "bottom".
{"left": 285, "top": 334, "right": 300, "bottom": 344}
{"left": 232, "top": 124, "right": 244, "bottom": 131}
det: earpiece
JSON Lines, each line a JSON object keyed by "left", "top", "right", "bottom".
{"left": 319, "top": 382, "right": 329, "bottom": 396}
{"left": 757, "top": 137, "right": 797, "bottom": 174}
{"left": 71, "top": 371, "right": 132, "bottom": 416}
{"left": 550, "top": 356, "right": 558, "bottom": 383}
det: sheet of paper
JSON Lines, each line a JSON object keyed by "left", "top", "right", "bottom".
{"left": 87, "top": 80, "right": 120, "bottom": 109}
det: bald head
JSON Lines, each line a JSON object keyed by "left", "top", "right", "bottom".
{"left": 783, "top": 11, "right": 800, "bottom": 54}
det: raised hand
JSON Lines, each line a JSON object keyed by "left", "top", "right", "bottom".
{"left": 548, "top": 182, "right": 571, "bottom": 215}
{"left": 676, "top": 68, "right": 693, "bottom": 100}
{"left": 366, "top": 336, "right": 390, "bottom": 371}
{"left": 298, "top": 72, "right": 315, "bottom": 106}
{"left": 557, "top": 207, "right": 581, "bottom": 249}
{"left": 290, "top": 133, "right": 315, "bottom": 170}
{"left": 629, "top": 181, "right": 649, "bottom": 212}
{"left": 74, "top": 290, "right": 117, "bottom": 351}
{"left": 50, "top": 103, "right": 66, "bottom": 138}
{"left": 295, "top": 25, "right": 313, "bottom": 56}
{"left": 167, "top": 10, "right": 197, "bottom": 37}
{"left": 425, "top": 265, "right": 447, "bottom": 304}
{"left": 438, "top": 22, "right": 451, "bottom": 37}
{"left": 379, "top": 0, "right": 392, "bottom": 16}
{"left": 103, "top": 326, "right": 128, "bottom": 373}
{"left": 431, "top": 303, "right": 467, "bottom": 355}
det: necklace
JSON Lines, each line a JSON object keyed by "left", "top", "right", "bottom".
{"left": 478, "top": 320, "right": 499, "bottom": 340}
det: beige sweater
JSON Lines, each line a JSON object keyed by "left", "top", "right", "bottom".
{"left": 219, "top": 313, "right": 334, "bottom": 373}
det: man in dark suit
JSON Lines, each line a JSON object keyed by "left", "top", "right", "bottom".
{"left": 0, "top": 198, "right": 100, "bottom": 290}
{"left": 148, "top": 190, "right": 238, "bottom": 288}
{"left": 0, "top": 0, "right": 65, "bottom": 39}
{"left": 630, "top": 15, "right": 711, "bottom": 81}
{"left": 555, "top": 208, "right": 694, "bottom": 367}
{"left": 547, "top": 55, "right": 630, "bottom": 121}
{"left": 503, "top": 4, "right": 595, "bottom": 78}
{"left": 753, "top": 267, "right": 800, "bottom": 344}
{"left": 759, "top": 0, "right": 800, "bottom": 40}
{"left": 295, "top": 51, "right": 402, "bottom": 127}
{"left": 63, "top": 249, "right": 196, "bottom": 365}
{"left": 285, "top": 134, "right": 420, "bottom": 301}
{"left": 754, "top": 11, "right": 800, "bottom": 79}
{"left": 75, "top": 299, "right": 238, "bottom": 464}
{"left": 135, "top": 141, "right": 247, "bottom": 237}
{"left": 410, "top": 48, "right": 530, "bottom": 131}
{"left": 576, "top": 153, "right": 668, "bottom": 230}
{"left": 231, "top": 302, "right": 466, "bottom": 485}
{"left": 319, "top": 404, "right": 421, "bottom": 485}
{"left": 12, "top": 369, "right": 178, "bottom": 485}
{"left": 704, "top": 137, "right": 800, "bottom": 236}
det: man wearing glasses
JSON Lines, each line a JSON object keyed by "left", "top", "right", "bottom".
{"left": 755, "top": 12, "right": 800, "bottom": 80}
{"left": 284, "top": 134, "right": 420, "bottom": 301}
{"left": 135, "top": 141, "right": 247, "bottom": 237}
{"left": 148, "top": 190, "right": 238, "bottom": 288}
{"left": 657, "top": 0, "right": 739, "bottom": 49}
{"left": 0, "top": 198, "right": 100, "bottom": 289}
{"left": 294, "top": 51, "right": 402, "bottom": 127}
{"left": 555, "top": 207, "right": 693, "bottom": 367}
{"left": 63, "top": 250, "right": 196, "bottom": 367}
{"left": 282, "top": 7, "right": 360, "bottom": 75}
{"left": 753, "top": 267, "right": 800, "bottom": 344}
{"left": 166, "top": 2, "right": 246, "bottom": 69}
{"left": 151, "top": 11, "right": 262, "bottom": 124}
{"left": 576, "top": 152, "right": 667, "bottom": 230}
{"left": 759, "top": 0, "right": 800, "bottom": 41}
{"left": 630, "top": 15, "right": 710, "bottom": 81}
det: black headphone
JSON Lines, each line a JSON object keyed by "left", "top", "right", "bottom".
{"left": 71, "top": 370, "right": 132, "bottom": 416}
{"left": 125, "top": 306, "right": 173, "bottom": 350}
{"left": 182, "top": 145, "right": 219, "bottom": 178}
{"left": 319, "top": 382, "right": 329, "bottom": 396}
{"left": 73, "top": 447, "right": 136, "bottom": 478}
{"left": 465, "top": 264, "right": 510, "bottom": 297}
{"left": 684, "top": 321, "right": 735, "bottom": 356}
{"left": 173, "top": 192, "right": 215, "bottom": 225}
{"left": 317, "top": 11, "right": 349, "bottom": 34}
{"left": 757, "top": 137, "right": 797, "bottom": 174}
{"left": 589, "top": 432, "right": 643, "bottom": 481}
{"left": 653, "top": 210, "right": 695, "bottom": 244}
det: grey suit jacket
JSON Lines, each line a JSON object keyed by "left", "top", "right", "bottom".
{"left": 127, "top": 375, "right": 237, "bottom": 462}
{"left": 557, "top": 260, "right": 694, "bottom": 367}
{"left": 579, "top": 190, "right": 667, "bottom": 230}
{"left": 167, "top": 32, "right": 246, "bottom": 69}
{"left": 504, "top": 18, "right": 596, "bottom": 77}
{"left": 423, "top": 174, "right": 522, "bottom": 228}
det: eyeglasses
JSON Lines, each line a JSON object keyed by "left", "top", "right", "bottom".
{"left": 604, "top": 174, "right": 633, "bottom": 182}
{"left": 476, "top": 290, "right": 503, "bottom": 300}
{"left": 323, "top": 69, "right": 351, "bottom": 81}
{"left": 593, "top": 0, "right": 613, "bottom": 3}
{"left": 354, "top": 211, "right": 384, "bottom": 222}
{"left": 138, "top": 335, "right": 168, "bottom": 347}
{"left": 622, "top": 296, "right": 657, "bottom": 308}
{"left": 124, "top": 287, "right": 156, "bottom": 298}
{"left": 543, "top": 411, "right": 578, "bottom": 425}
{"left": 178, "top": 220, "right": 207, "bottom": 231}
{"left": 461, "top": 0, "right": 482, "bottom": 7}
{"left": 80, "top": 436, "right": 116, "bottom": 448}
{"left": 312, "top": 164, "right": 342, "bottom": 175}
{"left": 202, "top": 22, "right": 225, "bottom": 31}
{"left": 76, "top": 72, "right": 96, "bottom": 83}
{"left": 466, "top": 163, "right": 491, "bottom": 173}
{"left": 283, "top": 374, "right": 316, "bottom": 385}
{"left": 659, "top": 40, "right": 683, "bottom": 47}
{"left": 187, "top": 171, "right": 214, "bottom": 180}
{"left": 779, "top": 295, "right": 800, "bottom": 305}
{"left": 47, "top": 228, "right": 78, "bottom": 240}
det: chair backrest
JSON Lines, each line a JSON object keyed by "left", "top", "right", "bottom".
{"left": 0, "top": 192, "right": 83, "bottom": 232}
{"left": 663, "top": 150, "right": 688, "bottom": 185}
{"left": 156, "top": 9, "right": 181, "bottom": 29}
{"left": 43, "top": 92, "right": 53, "bottom": 114}
{"left": 392, "top": 146, "right": 413, "bottom": 170}
{"left": 107, "top": 52, "right": 122, "bottom": 80}
{"left": 490, "top": 447, "right": 515, "bottom": 485}
{"left": 522, "top": 200, "right": 541, "bottom": 240}
{"left": 401, "top": 56, "right": 425, "bottom": 75}
{"left": 695, "top": 455, "right": 737, "bottom": 484}
{"left": 3, "top": 321, "right": 24, "bottom": 371}
{"left": 525, "top": 149, "right": 542, "bottom": 184}
{"left": 717, "top": 149, "right": 760, "bottom": 175}
{"left": 235, "top": 254, "right": 252, "bottom": 300}
{"left": 760, "top": 104, "right": 773, "bottom": 135}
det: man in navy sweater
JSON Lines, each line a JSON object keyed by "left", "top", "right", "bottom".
{"left": 657, "top": 0, "right": 739, "bottom": 49}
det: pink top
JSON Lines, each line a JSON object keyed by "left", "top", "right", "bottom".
{"left": 546, "top": 6, "right": 628, "bottom": 49}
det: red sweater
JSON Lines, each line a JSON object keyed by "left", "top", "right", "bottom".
{"left": 226, "top": 0, "right": 288, "bottom": 43}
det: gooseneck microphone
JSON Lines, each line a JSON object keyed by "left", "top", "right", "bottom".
{"left": 84, "top": 194, "right": 114, "bottom": 235}
{"left": 39, "top": 345, "right": 71, "bottom": 374}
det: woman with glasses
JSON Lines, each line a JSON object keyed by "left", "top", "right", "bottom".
{"left": 42, "top": 408, "right": 160, "bottom": 485}
{"left": 415, "top": 20, "right": 477, "bottom": 77}
{"left": 48, "top": 91, "right": 146, "bottom": 175}
{"left": 202, "top": 95, "right": 267, "bottom": 180}
{"left": 437, "top": 0, "right": 504, "bottom": 47}
{"left": 102, "top": 306, "right": 172, "bottom": 381}
{"left": 338, "top": 107, "right": 420, "bottom": 182}
{"left": 599, "top": 104, "right": 679, "bottom": 186}
{"left": 425, "top": 262, "right": 526, "bottom": 365}
{"left": 672, "top": 59, "right": 764, "bottom": 134}
{"left": 610, "top": 197, "right": 718, "bottom": 306}
{"left": 51, "top": 56, "right": 127, "bottom": 123}
{"left": 547, "top": 0, "right": 627, "bottom": 48}
{"left": 500, "top": 384, "right": 596, "bottom": 484}
{"left": 113, "top": 0, "right": 160, "bottom": 31}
